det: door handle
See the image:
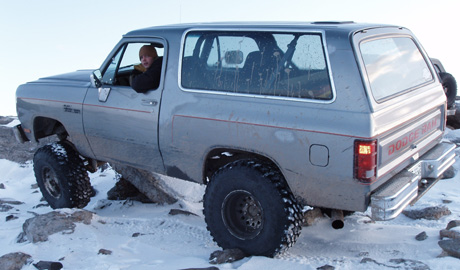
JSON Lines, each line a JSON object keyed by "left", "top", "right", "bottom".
{"left": 142, "top": 99, "right": 158, "bottom": 106}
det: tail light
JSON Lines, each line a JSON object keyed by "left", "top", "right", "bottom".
{"left": 354, "top": 140, "right": 377, "bottom": 183}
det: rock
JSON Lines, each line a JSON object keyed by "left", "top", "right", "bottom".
{"left": 317, "top": 264, "right": 335, "bottom": 270}
{"left": 181, "top": 267, "right": 219, "bottom": 270}
{"left": 16, "top": 232, "right": 27, "bottom": 243}
{"left": 360, "top": 258, "right": 430, "bottom": 269}
{"left": 209, "top": 249, "right": 246, "bottom": 264}
{"left": 69, "top": 210, "right": 93, "bottom": 224}
{"left": 0, "top": 116, "right": 14, "bottom": 125}
{"left": 438, "top": 239, "right": 460, "bottom": 259}
{"left": 169, "top": 209, "right": 198, "bottom": 217}
{"left": 6, "top": 215, "right": 18, "bottom": 222}
{"left": 303, "top": 207, "right": 324, "bottom": 226}
{"left": 357, "top": 251, "right": 369, "bottom": 257}
{"left": 0, "top": 125, "right": 57, "bottom": 163}
{"left": 0, "top": 204, "right": 14, "bottom": 212}
{"left": 388, "top": 258, "right": 430, "bottom": 270}
{"left": 93, "top": 199, "right": 112, "bottom": 210}
{"left": 415, "top": 231, "right": 428, "bottom": 241}
{"left": 111, "top": 164, "right": 178, "bottom": 205}
{"left": 20, "top": 210, "right": 93, "bottom": 243}
{"left": 33, "top": 261, "right": 63, "bottom": 270}
{"left": 107, "top": 176, "right": 153, "bottom": 203}
{"left": 33, "top": 203, "right": 49, "bottom": 209}
{"left": 437, "top": 250, "right": 450, "bottom": 258}
{"left": 0, "top": 199, "right": 23, "bottom": 212}
{"left": 98, "top": 249, "right": 112, "bottom": 255}
{"left": 446, "top": 220, "right": 460, "bottom": 230}
{"left": 0, "top": 183, "right": 5, "bottom": 189}
{"left": 402, "top": 205, "right": 451, "bottom": 220}
{"left": 439, "top": 220, "right": 460, "bottom": 240}
{"left": 360, "top": 258, "right": 382, "bottom": 266}
{"left": 0, "top": 199, "right": 24, "bottom": 205}
{"left": 0, "top": 252, "right": 32, "bottom": 270}
{"left": 440, "top": 229, "right": 460, "bottom": 240}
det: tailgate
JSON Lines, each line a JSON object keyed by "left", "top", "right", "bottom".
{"left": 370, "top": 106, "right": 456, "bottom": 220}
{"left": 378, "top": 107, "right": 444, "bottom": 181}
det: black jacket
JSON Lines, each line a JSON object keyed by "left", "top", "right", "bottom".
{"left": 131, "top": 57, "right": 163, "bottom": 93}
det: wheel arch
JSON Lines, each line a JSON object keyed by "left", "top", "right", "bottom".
{"left": 203, "top": 147, "right": 283, "bottom": 183}
{"left": 33, "top": 116, "right": 68, "bottom": 141}
{"left": 31, "top": 116, "right": 109, "bottom": 173}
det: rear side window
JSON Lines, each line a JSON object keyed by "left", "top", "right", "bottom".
{"left": 181, "top": 31, "right": 332, "bottom": 101}
{"left": 360, "top": 37, "right": 433, "bottom": 101}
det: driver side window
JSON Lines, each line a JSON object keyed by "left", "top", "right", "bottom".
{"left": 102, "top": 42, "right": 164, "bottom": 86}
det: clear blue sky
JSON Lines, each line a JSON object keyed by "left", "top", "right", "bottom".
{"left": 1, "top": 0, "right": 458, "bottom": 115}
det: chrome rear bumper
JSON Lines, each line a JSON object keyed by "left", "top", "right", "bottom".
{"left": 371, "top": 142, "right": 456, "bottom": 221}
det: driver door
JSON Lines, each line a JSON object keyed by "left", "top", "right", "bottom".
{"left": 83, "top": 40, "right": 165, "bottom": 173}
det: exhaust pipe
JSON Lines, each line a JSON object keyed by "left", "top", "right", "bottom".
{"left": 331, "top": 209, "right": 344, "bottom": 229}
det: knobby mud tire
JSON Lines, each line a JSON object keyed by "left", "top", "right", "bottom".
{"left": 33, "top": 142, "right": 92, "bottom": 209}
{"left": 203, "top": 159, "right": 303, "bottom": 257}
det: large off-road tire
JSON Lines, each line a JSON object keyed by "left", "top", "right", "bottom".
{"left": 440, "top": 72, "right": 457, "bottom": 108}
{"left": 203, "top": 159, "right": 303, "bottom": 257}
{"left": 33, "top": 142, "right": 92, "bottom": 209}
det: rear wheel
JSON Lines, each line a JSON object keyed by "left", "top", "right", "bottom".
{"left": 203, "top": 159, "right": 303, "bottom": 257}
{"left": 33, "top": 142, "right": 92, "bottom": 209}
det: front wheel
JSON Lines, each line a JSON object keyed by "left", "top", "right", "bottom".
{"left": 33, "top": 142, "right": 92, "bottom": 209}
{"left": 203, "top": 160, "right": 303, "bottom": 257}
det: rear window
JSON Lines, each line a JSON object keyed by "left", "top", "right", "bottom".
{"left": 181, "top": 31, "right": 332, "bottom": 101}
{"left": 360, "top": 37, "right": 433, "bottom": 101}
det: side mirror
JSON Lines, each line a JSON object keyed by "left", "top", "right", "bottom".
{"left": 90, "top": 70, "right": 102, "bottom": 88}
{"left": 90, "top": 70, "right": 111, "bottom": 102}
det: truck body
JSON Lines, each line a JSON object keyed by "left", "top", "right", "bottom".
{"left": 14, "top": 21, "right": 456, "bottom": 256}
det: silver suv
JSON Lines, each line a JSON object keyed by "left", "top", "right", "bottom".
{"left": 14, "top": 21, "right": 456, "bottom": 257}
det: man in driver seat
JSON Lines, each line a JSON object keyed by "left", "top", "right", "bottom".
{"left": 130, "top": 45, "right": 162, "bottom": 93}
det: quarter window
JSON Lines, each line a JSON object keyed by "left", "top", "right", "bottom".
{"left": 181, "top": 31, "right": 332, "bottom": 101}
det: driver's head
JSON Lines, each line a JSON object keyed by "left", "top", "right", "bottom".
{"left": 139, "top": 45, "right": 158, "bottom": 69}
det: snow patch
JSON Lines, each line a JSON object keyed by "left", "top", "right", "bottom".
{"left": 49, "top": 142, "right": 68, "bottom": 158}
{"left": 0, "top": 132, "right": 459, "bottom": 268}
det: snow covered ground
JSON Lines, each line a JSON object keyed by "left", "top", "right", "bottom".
{"left": 1, "top": 122, "right": 460, "bottom": 269}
